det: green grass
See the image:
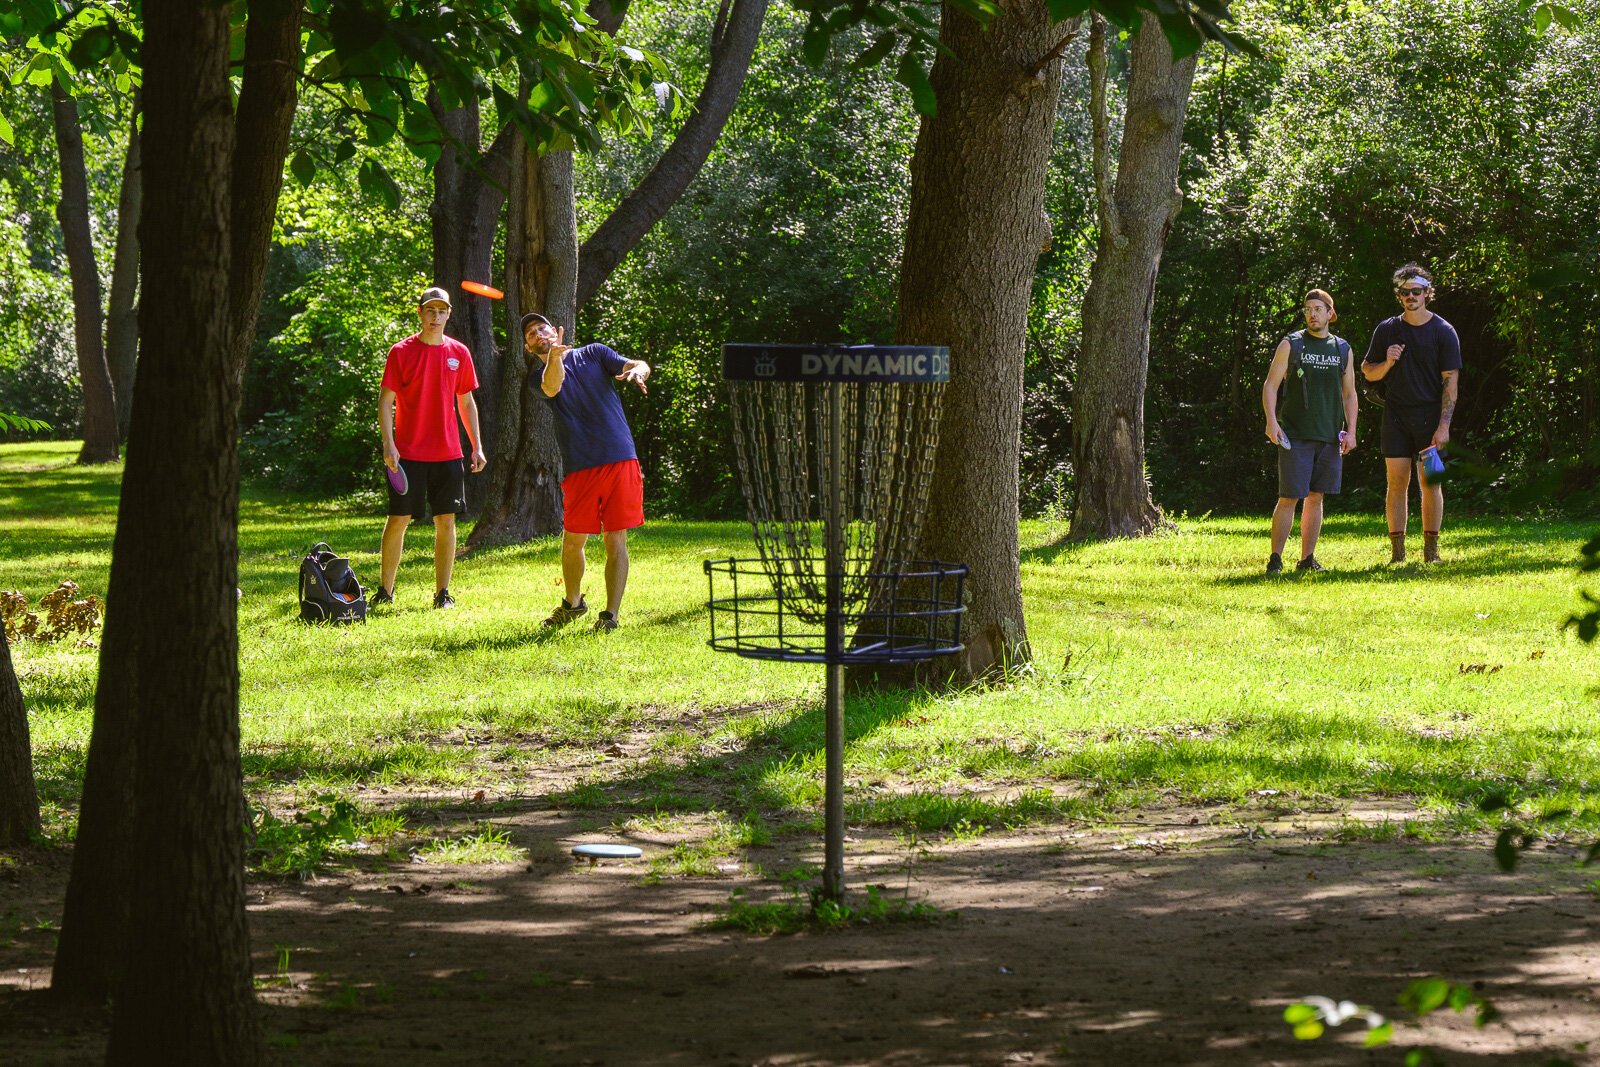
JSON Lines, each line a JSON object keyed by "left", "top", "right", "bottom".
{"left": 5, "top": 439, "right": 1600, "bottom": 846}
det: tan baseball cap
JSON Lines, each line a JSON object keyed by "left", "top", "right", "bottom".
{"left": 418, "top": 286, "right": 452, "bottom": 308}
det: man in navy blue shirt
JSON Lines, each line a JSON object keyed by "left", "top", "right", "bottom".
{"left": 1362, "top": 263, "right": 1461, "bottom": 563}
{"left": 522, "top": 312, "right": 651, "bottom": 632}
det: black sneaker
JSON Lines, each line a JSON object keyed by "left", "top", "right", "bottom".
{"left": 593, "top": 610, "right": 618, "bottom": 633}
{"left": 371, "top": 587, "right": 394, "bottom": 606}
{"left": 542, "top": 594, "right": 588, "bottom": 628}
{"left": 1296, "top": 556, "right": 1326, "bottom": 573}
{"left": 433, "top": 588, "right": 456, "bottom": 609}
{"left": 1266, "top": 554, "right": 1283, "bottom": 574}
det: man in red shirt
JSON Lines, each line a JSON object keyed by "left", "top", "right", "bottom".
{"left": 375, "top": 287, "right": 487, "bottom": 609}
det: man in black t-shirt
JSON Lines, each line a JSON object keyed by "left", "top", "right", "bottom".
{"left": 1362, "top": 263, "right": 1461, "bottom": 563}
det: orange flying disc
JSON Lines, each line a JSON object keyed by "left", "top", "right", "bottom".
{"left": 460, "top": 280, "right": 504, "bottom": 299}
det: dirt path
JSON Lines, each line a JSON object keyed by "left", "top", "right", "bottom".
{"left": 4, "top": 803, "right": 1597, "bottom": 1065}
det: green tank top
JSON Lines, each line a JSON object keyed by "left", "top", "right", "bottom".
{"left": 1280, "top": 332, "right": 1348, "bottom": 444}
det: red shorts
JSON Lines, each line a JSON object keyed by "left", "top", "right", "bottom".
{"left": 562, "top": 459, "right": 644, "bottom": 535}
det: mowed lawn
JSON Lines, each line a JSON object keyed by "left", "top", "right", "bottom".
{"left": 4, "top": 439, "right": 1598, "bottom": 840}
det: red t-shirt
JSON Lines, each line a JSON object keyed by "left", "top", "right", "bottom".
{"left": 381, "top": 334, "right": 479, "bottom": 462}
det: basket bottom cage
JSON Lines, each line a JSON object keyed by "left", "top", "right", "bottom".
{"left": 704, "top": 558, "right": 967, "bottom": 665}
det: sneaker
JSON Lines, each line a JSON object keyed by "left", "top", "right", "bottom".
{"left": 1266, "top": 554, "right": 1283, "bottom": 574}
{"left": 433, "top": 588, "right": 455, "bottom": 610}
{"left": 592, "top": 610, "right": 618, "bottom": 633}
{"left": 371, "top": 587, "right": 394, "bottom": 606}
{"left": 542, "top": 594, "right": 588, "bottom": 628}
{"left": 1296, "top": 555, "right": 1326, "bottom": 573}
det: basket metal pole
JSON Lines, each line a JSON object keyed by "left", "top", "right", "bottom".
{"left": 822, "top": 380, "right": 846, "bottom": 903}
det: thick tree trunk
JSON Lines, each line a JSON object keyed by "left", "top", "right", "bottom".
{"left": 891, "top": 1, "right": 1070, "bottom": 681}
{"left": 1069, "top": 20, "right": 1197, "bottom": 540}
{"left": 50, "top": 84, "right": 120, "bottom": 465}
{"left": 0, "top": 629, "right": 40, "bottom": 847}
{"left": 106, "top": 99, "right": 141, "bottom": 441}
{"left": 469, "top": 143, "right": 574, "bottom": 545}
{"left": 430, "top": 98, "right": 516, "bottom": 514}
{"left": 91, "top": 2, "right": 261, "bottom": 1060}
{"left": 576, "top": 0, "right": 769, "bottom": 308}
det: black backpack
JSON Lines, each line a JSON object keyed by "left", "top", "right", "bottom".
{"left": 299, "top": 542, "right": 367, "bottom": 624}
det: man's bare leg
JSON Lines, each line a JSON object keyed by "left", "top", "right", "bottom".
{"left": 1300, "top": 492, "right": 1324, "bottom": 561}
{"left": 1385, "top": 457, "right": 1412, "bottom": 561}
{"left": 561, "top": 531, "right": 588, "bottom": 607}
{"left": 380, "top": 515, "right": 410, "bottom": 594}
{"left": 1270, "top": 498, "right": 1298, "bottom": 558}
{"left": 433, "top": 513, "right": 456, "bottom": 593}
{"left": 1419, "top": 461, "right": 1443, "bottom": 562}
{"left": 603, "top": 529, "right": 630, "bottom": 617}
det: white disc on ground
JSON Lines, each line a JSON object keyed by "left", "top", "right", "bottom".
{"left": 572, "top": 843, "right": 643, "bottom": 860}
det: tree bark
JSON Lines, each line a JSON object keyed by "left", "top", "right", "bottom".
{"left": 106, "top": 98, "right": 142, "bottom": 441}
{"left": 575, "top": 0, "right": 770, "bottom": 308}
{"left": 0, "top": 629, "right": 40, "bottom": 848}
{"left": 469, "top": 142, "right": 575, "bottom": 545}
{"left": 430, "top": 97, "right": 517, "bottom": 513}
{"left": 50, "top": 84, "right": 120, "bottom": 465}
{"left": 228, "top": 0, "right": 305, "bottom": 387}
{"left": 89, "top": 1, "right": 261, "bottom": 1059}
{"left": 1069, "top": 20, "right": 1197, "bottom": 540}
{"left": 891, "top": 1, "right": 1070, "bottom": 681}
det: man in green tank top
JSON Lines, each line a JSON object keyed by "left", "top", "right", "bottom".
{"left": 1261, "top": 289, "right": 1359, "bottom": 573}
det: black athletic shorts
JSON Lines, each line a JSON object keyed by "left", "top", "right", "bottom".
{"left": 1381, "top": 404, "right": 1439, "bottom": 459}
{"left": 387, "top": 458, "right": 467, "bottom": 520}
{"left": 1277, "top": 438, "right": 1341, "bottom": 499}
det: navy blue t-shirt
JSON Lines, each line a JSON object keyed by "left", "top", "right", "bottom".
{"left": 1362, "top": 314, "right": 1462, "bottom": 408}
{"left": 540, "top": 342, "right": 637, "bottom": 476}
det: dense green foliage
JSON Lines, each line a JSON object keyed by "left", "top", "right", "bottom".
{"left": 3, "top": 0, "right": 1596, "bottom": 515}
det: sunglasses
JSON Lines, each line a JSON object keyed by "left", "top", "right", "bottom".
{"left": 1396, "top": 286, "right": 1428, "bottom": 297}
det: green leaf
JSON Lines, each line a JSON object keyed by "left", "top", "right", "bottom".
{"left": 1364, "top": 1021, "right": 1394, "bottom": 1047}
{"left": 1046, "top": 0, "right": 1094, "bottom": 20}
{"left": 801, "top": 17, "right": 830, "bottom": 66}
{"left": 0, "top": 111, "right": 12, "bottom": 147}
{"left": 895, "top": 52, "right": 936, "bottom": 117}
{"left": 1282, "top": 1003, "right": 1319, "bottom": 1023}
{"left": 1157, "top": 10, "right": 1204, "bottom": 59}
{"left": 290, "top": 150, "right": 315, "bottom": 186}
{"left": 357, "top": 158, "right": 401, "bottom": 211}
{"left": 1291, "top": 1019, "right": 1325, "bottom": 1040}
{"left": 853, "top": 32, "right": 897, "bottom": 70}
{"left": 333, "top": 137, "right": 358, "bottom": 165}
{"left": 67, "top": 24, "right": 118, "bottom": 68}
{"left": 1532, "top": 4, "right": 1552, "bottom": 33}
{"left": 1403, "top": 977, "right": 1451, "bottom": 1015}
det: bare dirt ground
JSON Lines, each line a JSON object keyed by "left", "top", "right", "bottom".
{"left": 3, "top": 798, "right": 1598, "bottom": 1066}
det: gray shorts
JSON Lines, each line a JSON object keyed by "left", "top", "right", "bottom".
{"left": 1277, "top": 438, "right": 1342, "bottom": 499}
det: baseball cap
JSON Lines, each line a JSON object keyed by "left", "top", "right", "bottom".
{"left": 520, "top": 312, "right": 553, "bottom": 334}
{"left": 1304, "top": 288, "right": 1337, "bottom": 322}
{"left": 418, "top": 286, "right": 452, "bottom": 308}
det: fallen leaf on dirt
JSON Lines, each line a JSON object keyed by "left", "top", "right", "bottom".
{"left": 784, "top": 964, "right": 840, "bottom": 980}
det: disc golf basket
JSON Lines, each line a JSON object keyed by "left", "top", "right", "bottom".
{"left": 705, "top": 344, "right": 968, "bottom": 902}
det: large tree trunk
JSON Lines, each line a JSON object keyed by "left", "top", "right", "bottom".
{"left": 53, "top": 5, "right": 301, "bottom": 1037}
{"left": 50, "top": 84, "right": 120, "bottom": 465}
{"left": 888, "top": 2, "right": 1070, "bottom": 681}
{"left": 576, "top": 0, "right": 770, "bottom": 308}
{"left": 94, "top": 1, "right": 261, "bottom": 1059}
{"left": 0, "top": 629, "right": 40, "bottom": 847}
{"left": 106, "top": 97, "right": 142, "bottom": 441}
{"left": 469, "top": 143, "right": 575, "bottom": 545}
{"left": 1069, "top": 19, "right": 1197, "bottom": 540}
{"left": 431, "top": 98, "right": 516, "bottom": 514}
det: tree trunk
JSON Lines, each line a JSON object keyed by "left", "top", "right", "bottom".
{"left": 227, "top": 0, "right": 305, "bottom": 387}
{"left": 90, "top": 1, "right": 261, "bottom": 1059}
{"left": 0, "top": 629, "right": 40, "bottom": 847}
{"left": 430, "top": 98, "right": 516, "bottom": 514}
{"left": 890, "top": 1, "right": 1070, "bottom": 681}
{"left": 106, "top": 97, "right": 142, "bottom": 441}
{"left": 575, "top": 0, "right": 770, "bottom": 308}
{"left": 50, "top": 84, "right": 120, "bottom": 465}
{"left": 1069, "top": 20, "right": 1197, "bottom": 540}
{"left": 469, "top": 142, "right": 574, "bottom": 545}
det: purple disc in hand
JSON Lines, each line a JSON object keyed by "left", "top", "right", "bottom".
{"left": 387, "top": 464, "right": 409, "bottom": 495}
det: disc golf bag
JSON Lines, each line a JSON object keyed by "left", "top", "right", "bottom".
{"left": 298, "top": 542, "right": 367, "bottom": 623}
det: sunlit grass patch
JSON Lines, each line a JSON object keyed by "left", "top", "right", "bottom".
{"left": 415, "top": 822, "right": 526, "bottom": 865}
{"left": 708, "top": 883, "right": 956, "bottom": 936}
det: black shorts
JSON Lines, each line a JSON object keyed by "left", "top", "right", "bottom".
{"left": 1382, "top": 404, "right": 1439, "bottom": 458}
{"left": 387, "top": 458, "right": 467, "bottom": 520}
{"left": 1276, "top": 438, "right": 1342, "bottom": 499}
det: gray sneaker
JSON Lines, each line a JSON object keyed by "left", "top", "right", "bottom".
{"left": 433, "top": 588, "right": 456, "bottom": 609}
{"left": 592, "top": 610, "right": 618, "bottom": 633}
{"left": 542, "top": 594, "right": 588, "bottom": 628}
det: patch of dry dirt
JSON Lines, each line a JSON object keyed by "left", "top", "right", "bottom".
{"left": 3, "top": 802, "right": 1598, "bottom": 1065}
